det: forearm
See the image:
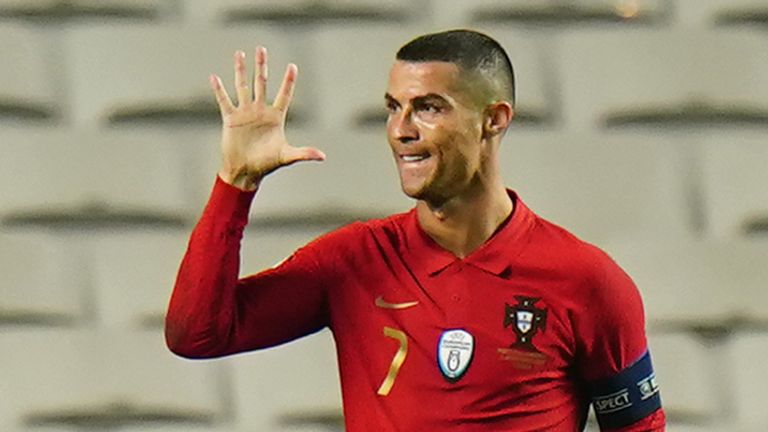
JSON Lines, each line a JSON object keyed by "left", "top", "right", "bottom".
{"left": 165, "top": 176, "right": 256, "bottom": 358}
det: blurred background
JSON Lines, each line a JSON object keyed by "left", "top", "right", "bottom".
{"left": 1, "top": 0, "right": 767, "bottom": 431}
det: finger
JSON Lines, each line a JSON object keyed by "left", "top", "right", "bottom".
{"left": 280, "top": 146, "right": 327, "bottom": 166}
{"left": 253, "top": 46, "right": 268, "bottom": 104}
{"left": 209, "top": 74, "right": 234, "bottom": 115}
{"left": 273, "top": 63, "right": 297, "bottom": 112}
{"left": 233, "top": 50, "right": 251, "bottom": 106}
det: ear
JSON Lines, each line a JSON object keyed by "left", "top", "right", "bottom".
{"left": 483, "top": 102, "right": 514, "bottom": 138}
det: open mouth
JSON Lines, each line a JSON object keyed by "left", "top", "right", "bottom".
{"left": 400, "top": 153, "right": 430, "bottom": 162}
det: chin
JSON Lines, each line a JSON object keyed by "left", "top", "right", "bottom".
{"left": 400, "top": 185, "right": 423, "bottom": 200}
{"left": 401, "top": 184, "right": 449, "bottom": 207}
{"left": 399, "top": 180, "right": 428, "bottom": 200}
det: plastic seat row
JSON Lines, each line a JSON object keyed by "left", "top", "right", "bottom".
{"left": 1, "top": 327, "right": 766, "bottom": 431}
{"left": 652, "top": 332, "right": 768, "bottom": 431}
{"left": 1, "top": 126, "right": 766, "bottom": 239}
{"left": 605, "top": 237, "right": 768, "bottom": 331}
{"left": 2, "top": 23, "right": 767, "bottom": 131}
{"left": 0, "top": 127, "right": 193, "bottom": 226}
{"left": 2, "top": 0, "right": 764, "bottom": 29}
{"left": 2, "top": 222, "right": 767, "bottom": 334}
{"left": 0, "top": 221, "right": 331, "bottom": 330}
{"left": 0, "top": 127, "right": 411, "bottom": 227}
{"left": 0, "top": 327, "right": 341, "bottom": 431}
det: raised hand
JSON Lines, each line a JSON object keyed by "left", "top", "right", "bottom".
{"left": 211, "top": 47, "right": 325, "bottom": 191}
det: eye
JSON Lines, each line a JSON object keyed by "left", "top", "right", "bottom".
{"left": 414, "top": 100, "right": 444, "bottom": 114}
{"left": 385, "top": 101, "right": 399, "bottom": 113}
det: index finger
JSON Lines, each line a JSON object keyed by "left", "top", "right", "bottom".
{"left": 273, "top": 63, "right": 297, "bottom": 112}
{"left": 209, "top": 74, "right": 235, "bottom": 115}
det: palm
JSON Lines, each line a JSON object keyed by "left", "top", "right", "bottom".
{"left": 221, "top": 104, "right": 288, "bottom": 177}
{"left": 211, "top": 48, "right": 325, "bottom": 190}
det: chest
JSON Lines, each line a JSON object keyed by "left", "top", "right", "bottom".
{"left": 330, "top": 255, "right": 582, "bottom": 396}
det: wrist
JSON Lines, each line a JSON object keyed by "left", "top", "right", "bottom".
{"left": 217, "top": 168, "right": 262, "bottom": 191}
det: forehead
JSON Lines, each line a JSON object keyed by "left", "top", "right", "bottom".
{"left": 386, "top": 60, "right": 464, "bottom": 100}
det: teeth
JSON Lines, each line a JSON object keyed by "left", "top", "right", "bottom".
{"left": 402, "top": 155, "right": 427, "bottom": 162}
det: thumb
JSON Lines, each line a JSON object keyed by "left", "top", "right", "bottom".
{"left": 281, "top": 146, "right": 326, "bottom": 166}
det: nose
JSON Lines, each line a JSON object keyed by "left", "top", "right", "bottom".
{"left": 389, "top": 107, "right": 419, "bottom": 144}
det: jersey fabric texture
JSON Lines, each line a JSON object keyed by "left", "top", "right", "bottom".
{"left": 166, "top": 177, "right": 666, "bottom": 431}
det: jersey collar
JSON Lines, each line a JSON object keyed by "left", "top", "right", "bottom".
{"left": 404, "top": 190, "right": 537, "bottom": 277}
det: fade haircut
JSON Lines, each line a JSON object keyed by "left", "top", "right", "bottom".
{"left": 396, "top": 29, "right": 515, "bottom": 107}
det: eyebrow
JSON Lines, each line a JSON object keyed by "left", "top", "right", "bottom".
{"left": 384, "top": 92, "right": 450, "bottom": 106}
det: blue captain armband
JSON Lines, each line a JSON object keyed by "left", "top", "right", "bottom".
{"left": 588, "top": 351, "right": 662, "bottom": 429}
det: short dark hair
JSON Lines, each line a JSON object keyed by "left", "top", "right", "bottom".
{"left": 396, "top": 29, "right": 515, "bottom": 106}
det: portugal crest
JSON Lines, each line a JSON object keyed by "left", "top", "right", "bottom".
{"left": 504, "top": 296, "right": 547, "bottom": 352}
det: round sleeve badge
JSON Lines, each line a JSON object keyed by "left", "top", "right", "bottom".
{"left": 437, "top": 329, "right": 474, "bottom": 382}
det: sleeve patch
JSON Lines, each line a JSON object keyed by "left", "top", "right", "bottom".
{"left": 589, "top": 351, "right": 662, "bottom": 429}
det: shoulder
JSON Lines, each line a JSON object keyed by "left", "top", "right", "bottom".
{"left": 531, "top": 215, "right": 622, "bottom": 274}
{"left": 529, "top": 214, "right": 637, "bottom": 300}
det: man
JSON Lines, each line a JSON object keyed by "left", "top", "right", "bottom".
{"left": 166, "top": 30, "right": 665, "bottom": 431}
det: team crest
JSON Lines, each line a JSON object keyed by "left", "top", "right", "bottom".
{"left": 504, "top": 296, "right": 547, "bottom": 352}
{"left": 437, "top": 329, "right": 474, "bottom": 382}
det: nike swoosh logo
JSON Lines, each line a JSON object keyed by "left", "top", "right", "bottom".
{"left": 375, "top": 295, "right": 419, "bottom": 310}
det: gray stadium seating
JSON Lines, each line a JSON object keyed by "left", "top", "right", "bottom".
{"left": 0, "top": 3, "right": 767, "bottom": 430}
{"left": 558, "top": 27, "right": 768, "bottom": 131}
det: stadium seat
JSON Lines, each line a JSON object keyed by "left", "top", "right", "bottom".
{"left": 196, "top": 129, "right": 412, "bottom": 220}
{"left": 0, "top": 328, "right": 226, "bottom": 430}
{"left": 647, "top": 332, "right": 720, "bottom": 423}
{"left": 603, "top": 238, "right": 768, "bottom": 331}
{"left": 657, "top": 424, "right": 737, "bottom": 432}
{"left": 0, "top": 128, "right": 83, "bottom": 221}
{"left": 63, "top": 24, "right": 310, "bottom": 129}
{"left": 230, "top": 329, "right": 342, "bottom": 431}
{"left": 117, "top": 426, "right": 231, "bottom": 432}
{"left": 0, "top": 231, "right": 84, "bottom": 327}
{"left": 89, "top": 229, "right": 189, "bottom": 330}
{"left": 430, "top": 0, "right": 668, "bottom": 28}
{"left": 240, "top": 225, "right": 337, "bottom": 275}
{"left": 585, "top": 418, "right": 733, "bottom": 432}
{"left": 501, "top": 131, "right": 692, "bottom": 244}
{"left": 699, "top": 131, "right": 768, "bottom": 240}
{"left": 89, "top": 225, "right": 340, "bottom": 331}
{"left": 0, "top": 128, "right": 191, "bottom": 227}
{"left": 729, "top": 332, "right": 768, "bottom": 430}
{"left": 676, "top": 0, "right": 768, "bottom": 28}
{"left": 0, "top": 0, "right": 172, "bottom": 20}
{"left": 311, "top": 24, "right": 553, "bottom": 130}
{"left": 723, "top": 241, "right": 768, "bottom": 325}
{"left": 184, "top": 0, "right": 413, "bottom": 26}
{"left": 0, "top": 23, "right": 59, "bottom": 122}
{"left": 558, "top": 27, "right": 768, "bottom": 131}
{"left": 311, "top": 24, "right": 419, "bottom": 131}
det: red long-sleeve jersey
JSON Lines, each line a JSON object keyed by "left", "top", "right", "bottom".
{"left": 166, "top": 177, "right": 666, "bottom": 431}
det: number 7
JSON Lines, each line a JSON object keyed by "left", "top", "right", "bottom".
{"left": 376, "top": 327, "right": 408, "bottom": 396}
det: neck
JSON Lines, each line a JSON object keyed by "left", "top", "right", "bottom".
{"left": 416, "top": 176, "right": 513, "bottom": 259}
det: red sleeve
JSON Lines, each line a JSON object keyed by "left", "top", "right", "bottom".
{"left": 574, "top": 248, "right": 666, "bottom": 431}
{"left": 165, "top": 176, "right": 334, "bottom": 358}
